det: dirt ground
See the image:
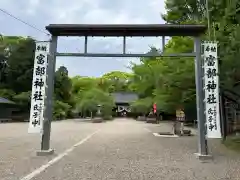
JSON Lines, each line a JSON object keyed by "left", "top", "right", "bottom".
{"left": 0, "top": 119, "right": 239, "bottom": 180}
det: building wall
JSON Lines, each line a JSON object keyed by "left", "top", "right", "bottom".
{"left": 114, "top": 103, "right": 137, "bottom": 117}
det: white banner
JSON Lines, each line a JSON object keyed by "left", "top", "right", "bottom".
{"left": 28, "top": 42, "right": 49, "bottom": 134}
{"left": 203, "top": 41, "right": 221, "bottom": 138}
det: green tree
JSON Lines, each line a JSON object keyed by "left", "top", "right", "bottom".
{"left": 152, "top": 0, "right": 240, "bottom": 117}
{"left": 163, "top": 0, "right": 240, "bottom": 93}
{"left": 54, "top": 66, "right": 74, "bottom": 118}
{"left": 13, "top": 91, "right": 31, "bottom": 111}
{"left": 55, "top": 66, "right": 73, "bottom": 103}
{"left": 130, "top": 37, "right": 195, "bottom": 114}
{"left": 77, "top": 88, "right": 114, "bottom": 117}
{"left": 215, "top": 1, "right": 240, "bottom": 91}
{"left": 130, "top": 97, "right": 153, "bottom": 116}
{"left": 162, "top": 0, "right": 206, "bottom": 24}
{"left": 101, "top": 71, "right": 133, "bottom": 92}
{"left": 53, "top": 100, "right": 71, "bottom": 120}
{"left": 71, "top": 76, "right": 98, "bottom": 111}
{"left": 0, "top": 36, "right": 36, "bottom": 114}
{"left": 0, "top": 89, "right": 15, "bottom": 99}
{"left": 72, "top": 76, "right": 97, "bottom": 95}
{"left": 5, "top": 37, "right": 35, "bottom": 93}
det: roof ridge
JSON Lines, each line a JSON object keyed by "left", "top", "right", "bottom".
{"left": 0, "top": 97, "right": 15, "bottom": 104}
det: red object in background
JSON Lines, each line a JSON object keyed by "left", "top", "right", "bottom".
{"left": 153, "top": 103, "right": 157, "bottom": 113}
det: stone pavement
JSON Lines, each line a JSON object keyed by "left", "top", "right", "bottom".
{"left": 0, "top": 119, "right": 240, "bottom": 180}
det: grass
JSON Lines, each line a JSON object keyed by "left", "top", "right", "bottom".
{"left": 223, "top": 135, "right": 240, "bottom": 152}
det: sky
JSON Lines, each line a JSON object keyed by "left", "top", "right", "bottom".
{"left": 0, "top": 0, "right": 166, "bottom": 77}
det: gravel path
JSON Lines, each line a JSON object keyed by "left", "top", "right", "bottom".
{"left": 0, "top": 120, "right": 101, "bottom": 180}
{"left": 1, "top": 119, "right": 240, "bottom": 180}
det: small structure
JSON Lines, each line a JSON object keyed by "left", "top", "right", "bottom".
{"left": 222, "top": 89, "right": 240, "bottom": 137}
{"left": 0, "top": 97, "right": 16, "bottom": 122}
{"left": 92, "top": 104, "right": 103, "bottom": 123}
{"left": 111, "top": 92, "right": 138, "bottom": 117}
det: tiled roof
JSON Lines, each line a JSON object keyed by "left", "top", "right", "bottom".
{"left": 111, "top": 92, "right": 138, "bottom": 103}
{"left": 0, "top": 97, "right": 15, "bottom": 104}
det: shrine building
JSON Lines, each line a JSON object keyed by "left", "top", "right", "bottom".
{"left": 111, "top": 92, "right": 138, "bottom": 117}
{"left": 0, "top": 97, "right": 16, "bottom": 122}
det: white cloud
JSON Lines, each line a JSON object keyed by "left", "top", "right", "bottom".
{"left": 0, "top": 0, "right": 166, "bottom": 77}
{"left": 26, "top": 0, "right": 40, "bottom": 15}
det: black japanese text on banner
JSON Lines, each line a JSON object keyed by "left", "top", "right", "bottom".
{"left": 28, "top": 42, "right": 49, "bottom": 134}
{"left": 203, "top": 42, "right": 221, "bottom": 138}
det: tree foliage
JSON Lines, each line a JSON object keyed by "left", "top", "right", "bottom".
{"left": 130, "top": 97, "right": 153, "bottom": 115}
{"left": 77, "top": 88, "right": 114, "bottom": 117}
{"left": 13, "top": 91, "right": 31, "bottom": 111}
{"left": 129, "top": 0, "right": 240, "bottom": 117}
{"left": 55, "top": 66, "right": 73, "bottom": 104}
{"left": 100, "top": 71, "right": 134, "bottom": 92}
{"left": 0, "top": 36, "right": 36, "bottom": 115}
{"left": 0, "top": 36, "right": 75, "bottom": 120}
{"left": 0, "top": 36, "right": 35, "bottom": 92}
{"left": 53, "top": 100, "right": 71, "bottom": 120}
{"left": 54, "top": 66, "right": 74, "bottom": 118}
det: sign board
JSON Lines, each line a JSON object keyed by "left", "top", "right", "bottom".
{"left": 28, "top": 42, "right": 50, "bottom": 134}
{"left": 203, "top": 41, "right": 221, "bottom": 138}
{"left": 176, "top": 109, "right": 185, "bottom": 122}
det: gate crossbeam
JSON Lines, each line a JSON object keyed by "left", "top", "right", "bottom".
{"left": 56, "top": 52, "right": 196, "bottom": 58}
